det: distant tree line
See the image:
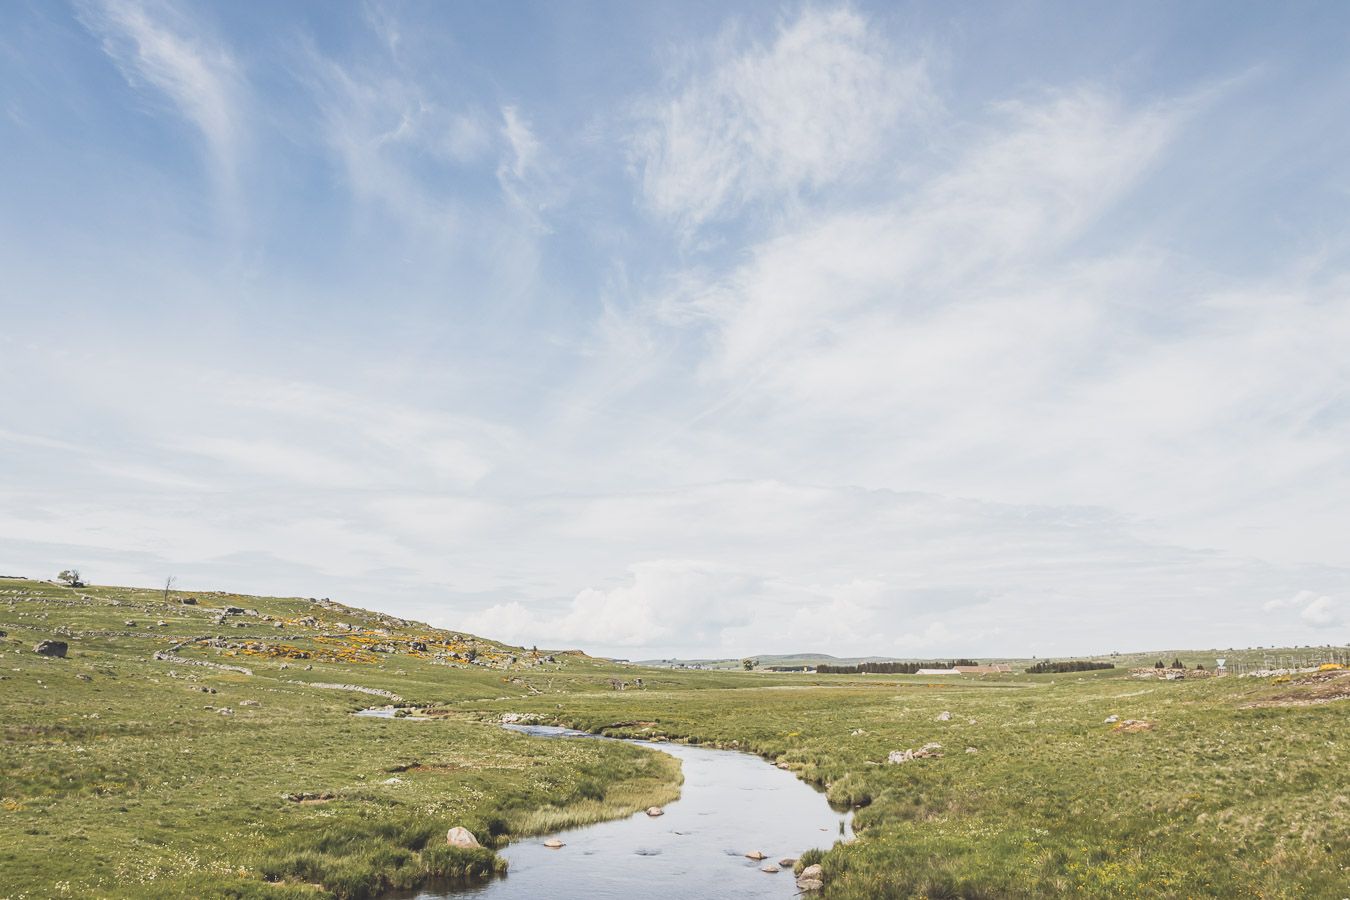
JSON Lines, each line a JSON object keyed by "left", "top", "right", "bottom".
{"left": 1025, "top": 659, "right": 1115, "bottom": 674}
{"left": 816, "top": 659, "right": 980, "bottom": 675}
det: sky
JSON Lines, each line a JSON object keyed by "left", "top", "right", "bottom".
{"left": 3, "top": 1, "right": 1350, "bottom": 660}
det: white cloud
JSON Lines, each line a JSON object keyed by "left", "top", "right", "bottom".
{"left": 1265, "top": 591, "right": 1346, "bottom": 628}
{"left": 82, "top": 0, "right": 244, "bottom": 193}
{"left": 634, "top": 7, "right": 931, "bottom": 233}
{"left": 496, "top": 105, "right": 554, "bottom": 228}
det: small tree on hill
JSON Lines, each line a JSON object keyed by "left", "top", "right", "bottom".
{"left": 1154, "top": 660, "right": 1165, "bottom": 669}
{"left": 742, "top": 658, "right": 757, "bottom": 671}
{"left": 1171, "top": 657, "right": 1185, "bottom": 669}
{"left": 57, "top": 569, "right": 83, "bottom": 587}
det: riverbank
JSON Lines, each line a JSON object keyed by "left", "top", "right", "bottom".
{"left": 0, "top": 580, "right": 685, "bottom": 899}
{"left": 393, "top": 725, "right": 850, "bottom": 900}
{"left": 3, "top": 579, "right": 1346, "bottom": 898}
{"left": 478, "top": 676, "right": 1350, "bottom": 898}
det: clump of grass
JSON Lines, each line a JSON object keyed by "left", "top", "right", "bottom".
{"left": 825, "top": 773, "right": 872, "bottom": 808}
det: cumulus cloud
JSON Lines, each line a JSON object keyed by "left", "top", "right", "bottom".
{"left": 1264, "top": 591, "right": 1346, "bottom": 628}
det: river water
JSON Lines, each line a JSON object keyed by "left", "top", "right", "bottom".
{"left": 391, "top": 723, "right": 851, "bottom": 900}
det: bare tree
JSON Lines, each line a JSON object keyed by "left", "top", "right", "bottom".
{"left": 57, "top": 569, "right": 83, "bottom": 587}
{"left": 163, "top": 575, "right": 176, "bottom": 604}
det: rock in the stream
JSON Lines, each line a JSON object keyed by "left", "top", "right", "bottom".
{"left": 447, "top": 827, "right": 481, "bottom": 849}
{"left": 646, "top": 806, "right": 664, "bottom": 816}
{"left": 760, "top": 865, "right": 779, "bottom": 873}
{"left": 778, "top": 857, "right": 796, "bottom": 867}
{"left": 33, "top": 640, "right": 67, "bottom": 658}
{"left": 797, "top": 863, "right": 824, "bottom": 891}
{"left": 543, "top": 838, "right": 565, "bottom": 849}
{"left": 745, "top": 850, "right": 767, "bottom": 860}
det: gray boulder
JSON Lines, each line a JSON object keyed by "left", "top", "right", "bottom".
{"left": 33, "top": 640, "right": 68, "bottom": 658}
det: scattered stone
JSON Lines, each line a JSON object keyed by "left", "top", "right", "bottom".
{"left": 887, "top": 742, "right": 943, "bottom": 764}
{"left": 965, "top": 746, "right": 979, "bottom": 754}
{"left": 382, "top": 777, "right": 404, "bottom": 785}
{"left": 285, "top": 791, "right": 335, "bottom": 804}
{"left": 760, "top": 864, "right": 779, "bottom": 873}
{"left": 76, "top": 673, "right": 91, "bottom": 681}
{"left": 180, "top": 597, "right": 196, "bottom": 605}
{"left": 850, "top": 728, "right": 865, "bottom": 736}
{"left": 218, "top": 707, "right": 233, "bottom": 716}
{"left": 745, "top": 850, "right": 767, "bottom": 860}
{"left": 797, "top": 863, "right": 824, "bottom": 891}
{"left": 1112, "top": 719, "right": 1155, "bottom": 733}
{"left": 156, "top": 621, "right": 167, "bottom": 627}
{"left": 936, "top": 710, "right": 952, "bottom": 721}
{"left": 124, "top": 621, "right": 136, "bottom": 627}
{"left": 646, "top": 807, "right": 664, "bottom": 816}
{"left": 33, "top": 640, "right": 68, "bottom": 658}
{"left": 291, "top": 681, "right": 402, "bottom": 701}
{"left": 447, "top": 827, "right": 481, "bottom": 849}
{"left": 779, "top": 857, "right": 796, "bottom": 867}
{"left": 240, "top": 699, "right": 260, "bottom": 707}
{"left": 1104, "top": 715, "right": 1119, "bottom": 724}
{"left": 153, "top": 652, "right": 252, "bottom": 676}
{"left": 543, "top": 838, "right": 565, "bottom": 849}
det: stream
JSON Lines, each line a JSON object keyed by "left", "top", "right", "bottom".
{"left": 383, "top": 721, "right": 852, "bottom": 900}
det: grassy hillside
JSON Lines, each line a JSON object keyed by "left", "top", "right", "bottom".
{"left": 0, "top": 577, "right": 684, "bottom": 899}
{"left": 3, "top": 576, "right": 1347, "bottom": 898}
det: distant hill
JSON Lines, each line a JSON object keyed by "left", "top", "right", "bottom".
{"left": 636, "top": 652, "right": 907, "bottom": 670}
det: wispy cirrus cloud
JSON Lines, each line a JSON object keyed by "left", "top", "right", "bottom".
{"left": 80, "top": 0, "right": 245, "bottom": 203}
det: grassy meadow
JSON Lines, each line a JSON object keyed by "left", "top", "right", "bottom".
{"left": 2, "top": 576, "right": 1347, "bottom": 898}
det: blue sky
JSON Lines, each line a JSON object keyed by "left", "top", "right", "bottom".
{"left": 3, "top": 1, "right": 1350, "bottom": 658}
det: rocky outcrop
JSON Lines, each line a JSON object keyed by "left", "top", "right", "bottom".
{"left": 888, "top": 742, "right": 943, "bottom": 763}
{"left": 33, "top": 640, "right": 67, "bottom": 658}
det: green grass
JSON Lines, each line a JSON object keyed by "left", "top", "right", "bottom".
{"left": 0, "top": 579, "right": 681, "bottom": 898}
{"left": 2, "top": 576, "right": 1347, "bottom": 898}
{"left": 470, "top": 671, "right": 1350, "bottom": 898}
